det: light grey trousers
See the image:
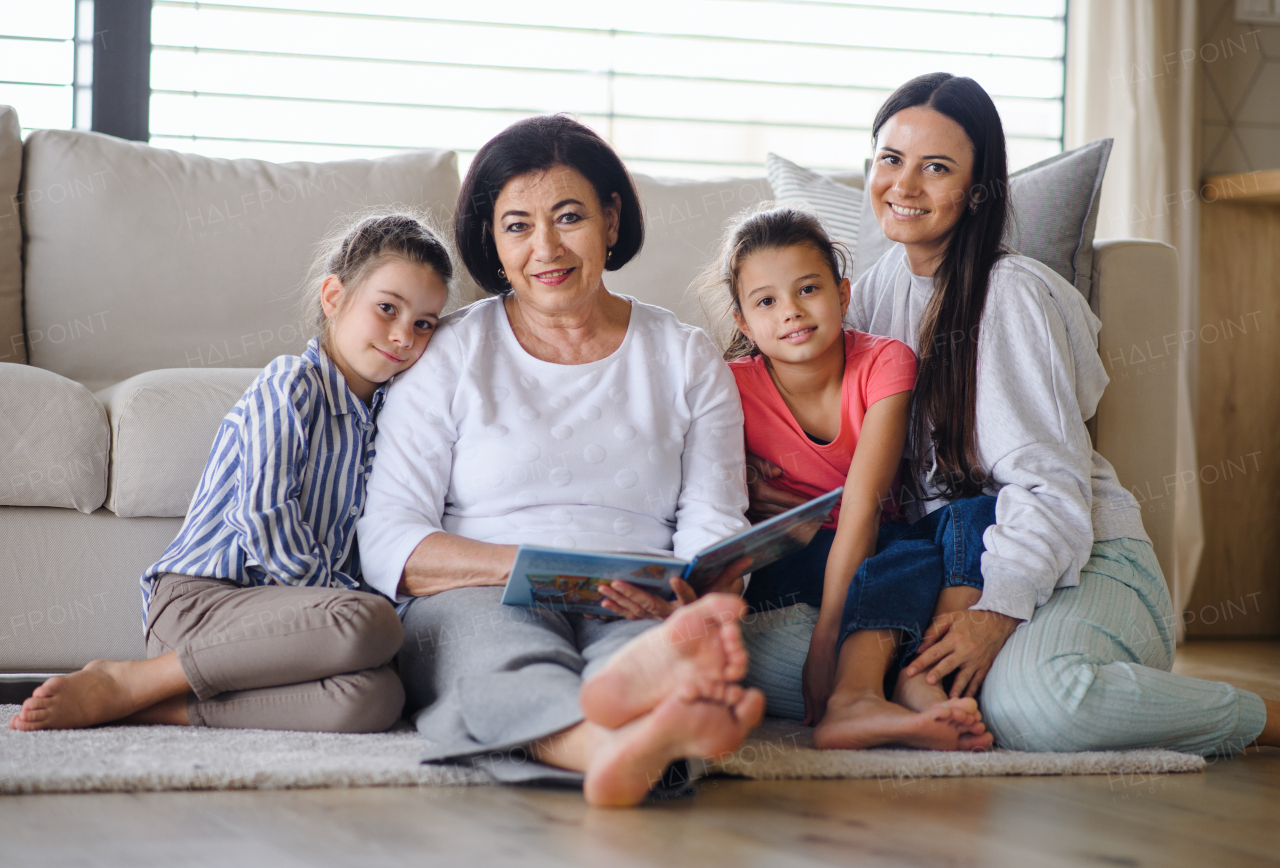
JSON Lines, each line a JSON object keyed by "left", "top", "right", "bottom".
{"left": 741, "top": 538, "right": 1267, "bottom": 756}
{"left": 145, "top": 574, "right": 405, "bottom": 732}
{"left": 397, "top": 586, "right": 659, "bottom": 783}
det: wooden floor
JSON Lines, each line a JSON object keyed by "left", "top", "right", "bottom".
{"left": 4, "top": 641, "right": 1279, "bottom": 868}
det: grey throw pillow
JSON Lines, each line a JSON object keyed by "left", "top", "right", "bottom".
{"left": 850, "top": 139, "right": 1113, "bottom": 302}
{"left": 765, "top": 153, "right": 862, "bottom": 261}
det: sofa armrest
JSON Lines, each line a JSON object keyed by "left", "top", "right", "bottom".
{"left": 0, "top": 363, "right": 109, "bottom": 512}
{"left": 1091, "top": 238, "right": 1180, "bottom": 581}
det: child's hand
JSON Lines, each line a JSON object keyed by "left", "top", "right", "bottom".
{"left": 746, "top": 454, "right": 806, "bottom": 521}
{"left": 801, "top": 630, "right": 840, "bottom": 726}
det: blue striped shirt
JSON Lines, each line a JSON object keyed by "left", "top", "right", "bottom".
{"left": 140, "top": 338, "right": 386, "bottom": 619}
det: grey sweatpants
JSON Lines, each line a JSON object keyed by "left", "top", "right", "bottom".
{"left": 398, "top": 586, "right": 659, "bottom": 783}
{"left": 145, "top": 574, "right": 405, "bottom": 732}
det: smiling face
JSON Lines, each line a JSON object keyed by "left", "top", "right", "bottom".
{"left": 733, "top": 243, "right": 850, "bottom": 368}
{"left": 869, "top": 106, "right": 976, "bottom": 275}
{"left": 491, "top": 164, "right": 620, "bottom": 316}
{"left": 321, "top": 257, "right": 449, "bottom": 404}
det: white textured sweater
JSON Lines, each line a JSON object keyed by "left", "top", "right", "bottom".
{"left": 849, "top": 250, "right": 1150, "bottom": 622}
{"left": 357, "top": 294, "right": 750, "bottom": 602}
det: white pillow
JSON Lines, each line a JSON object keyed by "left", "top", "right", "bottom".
{"left": 764, "top": 153, "right": 862, "bottom": 262}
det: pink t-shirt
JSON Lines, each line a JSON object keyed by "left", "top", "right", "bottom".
{"left": 730, "top": 329, "right": 918, "bottom": 528}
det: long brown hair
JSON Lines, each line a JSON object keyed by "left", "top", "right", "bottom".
{"left": 698, "top": 204, "right": 851, "bottom": 362}
{"left": 872, "top": 74, "right": 1010, "bottom": 501}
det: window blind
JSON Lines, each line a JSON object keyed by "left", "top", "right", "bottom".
{"left": 6, "top": 1, "right": 1066, "bottom": 177}
{"left": 0, "top": 1, "right": 94, "bottom": 134}
{"left": 150, "top": 1, "right": 1066, "bottom": 176}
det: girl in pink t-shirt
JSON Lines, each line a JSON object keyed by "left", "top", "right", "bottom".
{"left": 707, "top": 206, "right": 995, "bottom": 752}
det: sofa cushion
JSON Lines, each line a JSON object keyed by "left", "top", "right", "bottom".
{"left": 765, "top": 153, "right": 863, "bottom": 256}
{"left": 0, "top": 364, "right": 109, "bottom": 512}
{"left": 21, "top": 130, "right": 460, "bottom": 391}
{"left": 0, "top": 506, "right": 179, "bottom": 668}
{"left": 0, "top": 106, "right": 23, "bottom": 365}
{"left": 606, "top": 172, "right": 773, "bottom": 332}
{"left": 96, "top": 368, "right": 260, "bottom": 518}
{"left": 852, "top": 139, "right": 1113, "bottom": 302}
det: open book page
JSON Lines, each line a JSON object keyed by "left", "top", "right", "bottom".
{"left": 500, "top": 488, "right": 842, "bottom": 615}
{"left": 684, "top": 487, "right": 842, "bottom": 592}
{"left": 501, "top": 547, "right": 687, "bottom": 616}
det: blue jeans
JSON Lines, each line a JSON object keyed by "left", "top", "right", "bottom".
{"left": 744, "top": 495, "right": 997, "bottom": 661}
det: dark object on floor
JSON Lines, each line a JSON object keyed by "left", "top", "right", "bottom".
{"left": 0, "top": 681, "right": 38, "bottom": 705}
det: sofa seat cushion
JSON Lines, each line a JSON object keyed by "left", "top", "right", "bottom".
{"left": 21, "top": 129, "right": 460, "bottom": 391}
{"left": 96, "top": 368, "right": 260, "bottom": 518}
{"left": 0, "top": 364, "right": 109, "bottom": 512}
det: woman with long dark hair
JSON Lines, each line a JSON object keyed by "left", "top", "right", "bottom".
{"left": 746, "top": 73, "right": 1278, "bottom": 754}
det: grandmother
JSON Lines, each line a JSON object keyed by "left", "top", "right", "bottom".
{"left": 357, "top": 115, "right": 764, "bottom": 806}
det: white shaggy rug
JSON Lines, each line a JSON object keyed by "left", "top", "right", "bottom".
{"left": 0, "top": 707, "right": 1204, "bottom": 795}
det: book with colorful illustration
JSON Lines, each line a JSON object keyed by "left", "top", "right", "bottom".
{"left": 500, "top": 487, "right": 842, "bottom": 616}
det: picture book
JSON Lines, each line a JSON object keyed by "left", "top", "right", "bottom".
{"left": 500, "top": 487, "right": 842, "bottom": 616}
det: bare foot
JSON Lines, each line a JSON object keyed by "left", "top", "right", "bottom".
{"left": 584, "top": 685, "right": 765, "bottom": 807}
{"left": 892, "top": 668, "right": 988, "bottom": 738}
{"left": 813, "top": 693, "right": 985, "bottom": 751}
{"left": 580, "top": 594, "right": 749, "bottom": 729}
{"left": 8, "top": 656, "right": 189, "bottom": 731}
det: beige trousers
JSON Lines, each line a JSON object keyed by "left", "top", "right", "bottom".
{"left": 145, "top": 574, "right": 405, "bottom": 732}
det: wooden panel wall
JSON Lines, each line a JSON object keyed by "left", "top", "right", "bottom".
{"left": 1191, "top": 200, "right": 1280, "bottom": 637}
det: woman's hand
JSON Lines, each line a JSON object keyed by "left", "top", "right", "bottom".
{"left": 597, "top": 557, "right": 752, "bottom": 620}
{"left": 903, "top": 608, "right": 1021, "bottom": 698}
{"left": 801, "top": 626, "right": 840, "bottom": 725}
{"left": 746, "top": 454, "right": 806, "bottom": 521}
{"left": 598, "top": 578, "right": 695, "bottom": 620}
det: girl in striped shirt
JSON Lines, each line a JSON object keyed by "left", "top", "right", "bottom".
{"left": 10, "top": 213, "right": 453, "bottom": 733}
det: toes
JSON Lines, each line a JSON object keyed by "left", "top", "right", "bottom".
{"left": 923, "top": 704, "right": 952, "bottom": 723}
{"left": 31, "top": 676, "right": 64, "bottom": 699}
{"left": 19, "top": 699, "right": 51, "bottom": 717}
{"left": 734, "top": 688, "right": 766, "bottom": 730}
{"left": 959, "top": 731, "right": 994, "bottom": 751}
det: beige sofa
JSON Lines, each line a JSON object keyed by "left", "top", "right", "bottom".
{"left": 0, "top": 105, "right": 1180, "bottom": 675}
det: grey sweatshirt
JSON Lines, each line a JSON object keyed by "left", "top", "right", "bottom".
{"left": 849, "top": 249, "right": 1150, "bottom": 622}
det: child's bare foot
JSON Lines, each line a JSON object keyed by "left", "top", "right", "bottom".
{"left": 812, "top": 693, "right": 985, "bottom": 751}
{"left": 580, "top": 594, "right": 749, "bottom": 729}
{"left": 9, "top": 661, "right": 147, "bottom": 730}
{"left": 584, "top": 685, "right": 765, "bottom": 807}
{"left": 8, "top": 655, "right": 190, "bottom": 731}
{"left": 892, "top": 667, "right": 987, "bottom": 737}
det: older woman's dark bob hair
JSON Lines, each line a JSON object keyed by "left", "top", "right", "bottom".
{"left": 455, "top": 114, "right": 645, "bottom": 295}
